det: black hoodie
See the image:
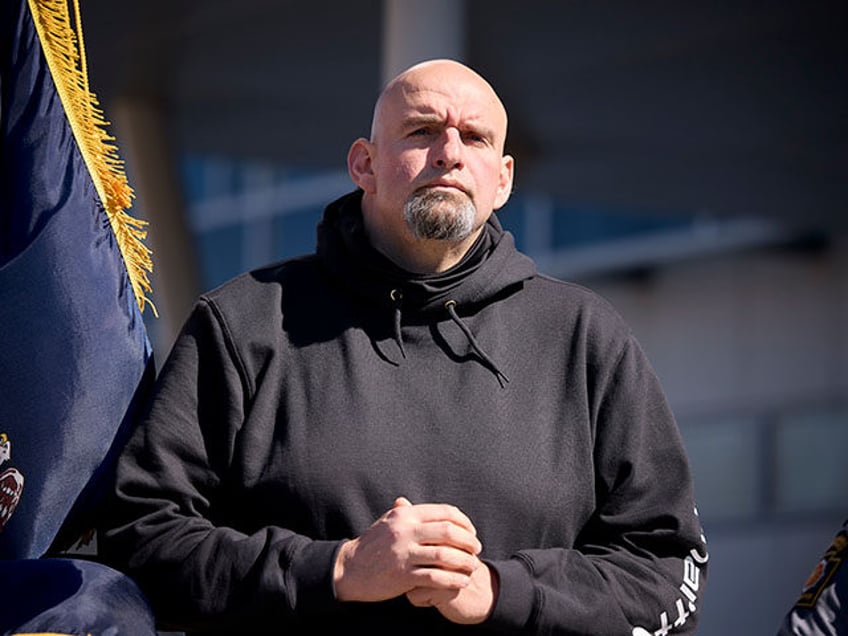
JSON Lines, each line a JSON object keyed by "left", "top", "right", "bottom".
{"left": 101, "top": 191, "right": 708, "bottom": 635}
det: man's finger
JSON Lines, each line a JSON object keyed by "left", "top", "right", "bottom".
{"left": 408, "top": 566, "right": 473, "bottom": 592}
{"left": 410, "top": 545, "right": 480, "bottom": 574}
{"left": 414, "top": 519, "right": 483, "bottom": 555}
{"left": 389, "top": 502, "right": 479, "bottom": 536}
{"left": 406, "top": 586, "right": 459, "bottom": 608}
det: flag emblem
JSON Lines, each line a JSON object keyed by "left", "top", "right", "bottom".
{"left": 0, "top": 433, "right": 24, "bottom": 533}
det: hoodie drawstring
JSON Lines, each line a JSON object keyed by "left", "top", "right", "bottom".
{"left": 390, "top": 289, "right": 407, "bottom": 359}
{"left": 444, "top": 300, "right": 510, "bottom": 388}
{"left": 386, "top": 291, "right": 509, "bottom": 387}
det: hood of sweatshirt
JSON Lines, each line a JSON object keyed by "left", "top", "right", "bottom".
{"left": 315, "top": 191, "right": 537, "bottom": 385}
{"left": 316, "top": 190, "right": 537, "bottom": 317}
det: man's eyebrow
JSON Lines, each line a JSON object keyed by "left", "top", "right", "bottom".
{"left": 400, "top": 114, "right": 496, "bottom": 139}
{"left": 400, "top": 113, "right": 443, "bottom": 128}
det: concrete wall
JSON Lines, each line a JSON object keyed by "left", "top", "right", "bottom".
{"left": 587, "top": 237, "right": 848, "bottom": 635}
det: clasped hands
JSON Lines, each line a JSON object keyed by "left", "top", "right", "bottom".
{"left": 333, "top": 496, "right": 498, "bottom": 624}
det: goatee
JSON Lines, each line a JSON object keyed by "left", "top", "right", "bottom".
{"left": 404, "top": 188, "right": 476, "bottom": 242}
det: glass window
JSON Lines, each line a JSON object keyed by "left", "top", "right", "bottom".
{"left": 552, "top": 204, "right": 688, "bottom": 249}
{"left": 774, "top": 407, "right": 848, "bottom": 513}
{"left": 275, "top": 208, "right": 323, "bottom": 260}
{"left": 678, "top": 418, "right": 762, "bottom": 522}
{"left": 198, "top": 226, "right": 242, "bottom": 291}
{"left": 496, "top": 199, "right": 525, "bottom": 250}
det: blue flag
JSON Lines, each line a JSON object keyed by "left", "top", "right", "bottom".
{"left": 0, "top": 0, "right": 155, "bottom": 559}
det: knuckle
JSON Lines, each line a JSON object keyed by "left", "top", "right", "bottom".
{"left": 444, "top": 503, "right": 461, "bottom": 517}
{"left": 431, "top": 545, "right": 447, "bottom": 563}
{"left": 422, "top": 569, "right": 442, "bottom": 586}
{"left": 438, "top": 520, "right": 456, "bottom": 538}
{"left": 385, "top": 507, "right": 404, "bottom": 522}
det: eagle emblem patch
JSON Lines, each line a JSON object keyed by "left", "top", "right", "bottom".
{"left": 0, "top": 433, "right": 24, "bottom": 532}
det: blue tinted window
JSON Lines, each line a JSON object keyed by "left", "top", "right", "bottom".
{"left": 276, "top": 208, "right": 323, "bottom": 260}
{"left": 198, "top": 226, "right": 242, "bottom": 291}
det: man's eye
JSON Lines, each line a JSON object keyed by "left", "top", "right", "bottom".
{"left": 410, "top": 128, "right": 430, "bottom": 137}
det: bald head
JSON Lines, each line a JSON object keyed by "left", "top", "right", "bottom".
{"left": 370, "top": 59, "right": 508, "bottom": 150}
{"left": 347, "top": 58, "right": 515, "bottom": 273}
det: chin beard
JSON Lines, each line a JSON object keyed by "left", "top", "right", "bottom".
{"left": 404, "top": 188, "right": 477, "bottom": 241}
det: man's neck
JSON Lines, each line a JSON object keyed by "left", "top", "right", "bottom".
{"left": 365, "top": 222, "right": 482, "bottom": 274}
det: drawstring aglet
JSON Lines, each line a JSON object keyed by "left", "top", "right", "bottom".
{"left": 390, "top": 288, "right": 407, "bottom": 359}
{"left": 444, "top": 300, "right": 510, "bottom": 387}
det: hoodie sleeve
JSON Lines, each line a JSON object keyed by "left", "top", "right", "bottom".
{"left": 485, "top": 333, "right": 709, "bottom": 636}
{"left": 99, "top": 299, "right": 341, "bottom": 632}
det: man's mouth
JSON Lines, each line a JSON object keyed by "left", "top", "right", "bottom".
{"left": 421, "top": 181, "right": 468, "bottom": 196}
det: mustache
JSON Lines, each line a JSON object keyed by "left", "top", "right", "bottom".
{"left": 414, "top": 183, "right": 471, "bottom": 200}
{"left": 415, "top": 179, "right": 471, "bottom": 197}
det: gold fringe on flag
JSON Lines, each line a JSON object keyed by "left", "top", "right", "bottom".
{"left": 27, "top": 0, "right": 155, "bottom": 315}
{"left": 11, "top": 633, "right": 90, "bottom": 636}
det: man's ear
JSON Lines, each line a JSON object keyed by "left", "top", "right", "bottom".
{"left": 347, "top": 138, "right": 376, "bottom": 193}
{"left": 493, "top": 154, "right": 515, "bottom": 210}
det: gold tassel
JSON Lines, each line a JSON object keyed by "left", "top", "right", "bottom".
{"left": 27, "top": 0, "right": 155, "bottom": 315}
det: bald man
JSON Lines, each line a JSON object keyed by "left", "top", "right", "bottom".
{"left": 350, "top": 60, "right": 514, "bottom": 273}
{"left": 100, "top": 59, "right": 708, "bottom": 635}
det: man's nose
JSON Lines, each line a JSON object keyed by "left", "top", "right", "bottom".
{"left": 432, "top": 129, "right": 463, "bottom": 170}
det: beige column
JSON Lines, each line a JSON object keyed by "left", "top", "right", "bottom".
{"left": 381, "top": 0, "right": 467, "bottom": 85}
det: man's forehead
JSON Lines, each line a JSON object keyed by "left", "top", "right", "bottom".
{"left": 395, "top": 72, "right": 497, "bottom": 106}
{"left": 371, "top": 60, "right": 507, "bottom": 139}
{"left": 382, "top": 81, "right": 505, "bottom": 130}
{"left": 396, "top": 87, "right": 485, "bottom": 117}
